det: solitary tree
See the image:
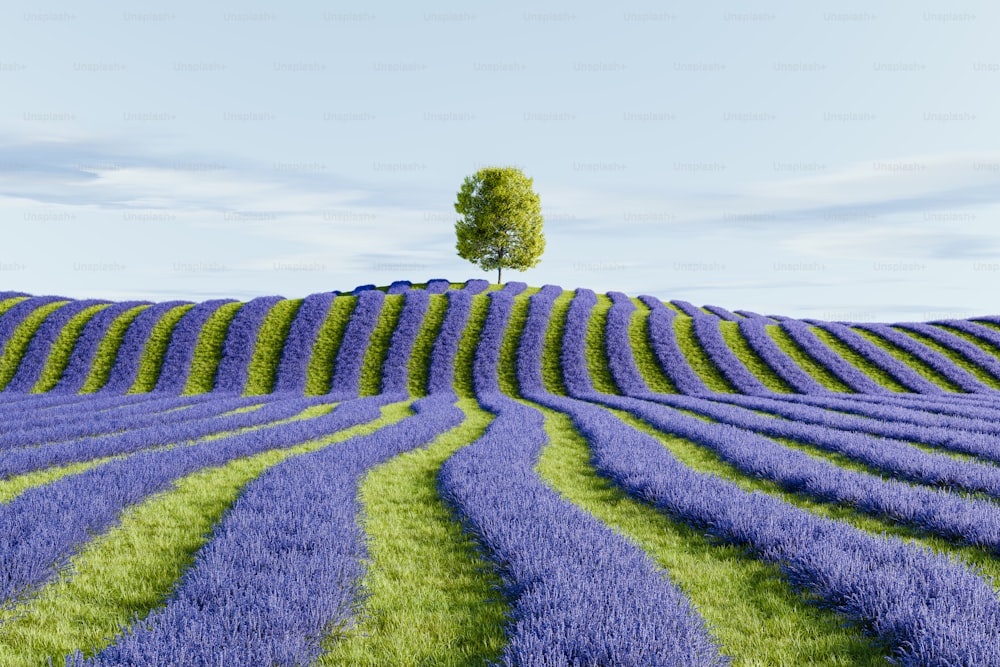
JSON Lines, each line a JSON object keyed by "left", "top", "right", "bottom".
{"left": 454, "top": 166, "right": 545, "bottom": 284}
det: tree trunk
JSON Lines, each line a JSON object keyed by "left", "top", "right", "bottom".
{"left": 497, "top": 266, "right": 502, "bottom": 284}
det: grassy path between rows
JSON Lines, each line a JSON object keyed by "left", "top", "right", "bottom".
{"left": 317, "top": 398, "right": 507, "bottom": 666}
{"left": 0, "top": 401, "right": 412, "bottom": 667}
{"left": 533, "top": 402, "right": 890, "bottom": 666}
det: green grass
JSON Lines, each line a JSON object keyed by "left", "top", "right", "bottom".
{"left": 0, "top": 300, "right": 70, "bottom": 390}
{"left": 541, "top": 293, "right": 572, "bottom": 395}
{"left": 452, "top": 296, "right": 491, "bottom": 398}
{"left": 809, "top": 327, "right": 909, "bottom": 392}
{"left": 359, "top": 295, "right": 405, "bottom": 397}
{"left": 306, "top": 296, "right": 357, "bottom": 395}
{"left": 183, "top": 301, "right": 243, "bottom": 395}
{"left": 130, "top": 304, "right": 197, "bottom": 394}
{"left": 851, "top": 328, "right": 962, "bottom": 392}
{"left": 408, "top": 295, "right": 449, "bottom": 397}
{"left": 244, "top": 298, "right": 304, "bottom": 395}
{"left": 0, "top": 402, "right": 412, "bottom": 667}
{"left": 608, "top": 406, "right": 1000, "bottom": 593}
{"left": 0, "top": 297, "right": 29, "bottom": 317}
{"left": 718, "top": 321, "right": 794, "bottom": 393}
{"left": 533, "top": 404, "right": 890, "bottom": 666}
{"left": 585, "top": 295, "right": 620, "bottom": 394}
{"left": 673, "top": 316, "right": 736, "bottom": 392}
{"left": 765, "top": 325, "right": 853, "bottom": 392}
{"left": 80, "top": 305, "right": 150, "bottom": 393}
{"left": 316, "top": 398, "right": 507, "bottom": 666}
{"left": 894, "top": 326, "right": 1000, "bottom": 390}
{"left": 32, "top": 303, "right": 111, "bottom": 393}
{"left": 497, "top": 296, "right": 530, "bottom": 396}
{"left": 629, "top": 302, "right": 677, "bottom": 394}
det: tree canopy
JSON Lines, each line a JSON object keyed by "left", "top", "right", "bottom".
{"left": 454, "top": 166, "right": 545, "bottom": 284}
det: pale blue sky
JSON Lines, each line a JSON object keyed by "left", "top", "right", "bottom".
{"left": 2, "top": 0, "right": 998, "bottom": 321}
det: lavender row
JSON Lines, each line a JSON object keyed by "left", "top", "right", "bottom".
{"left": 594, "top": 290, "right": 1000, "bottom": 547}
{"left": 380, "top": 289, "right": 430, "bottom": 394}
{"left": 690, "top": 311, "right": 771, "bottom": 394}
{"left": 99, "top": 301, "right": 193, "bottom": 394}
{"left": 424, "top": 278, "right": 451, "bottom": 294}
{"left": 852, "top": 322, "right": 992, "bottom": 393}
{"left": 154, "top": 299, "right": 237, "bottom": 394}
{"left": 387, "top": 279, "right": 412, "bottom": 294}
{"left": 701, "top": 304, "right": 741, "bottom": 321}
{"left": 638, "top": 295, "right": 711, "bottom": 394}
{"left": 438, "top": 285, "right": 727, "bottom": 666}
{"left": 327, "top": 288, "right": 384, "bottom": 398}
{"left": 894, "top": 321, "right": 1000, "bottom": 386}
{"left": 425, "top": 279, "right": 489, "bottom": 395}
{"left": 74, "top": 393, "right": 459, "bottom": 666}
{"left": 805, "top": 320, "right": 943, "bottom": 394}
{"left": 0, "top": 296, "right": 70, "bottom": 354}
{"left": 213, "top": 296, "right": 283, "bottom": 394}
{"left": 51, "top": 301, "right": 151, "bottom": 394}
{"left": 0, "top": 393, "right": 263, "bottom": 451}
{"left": 273, "top": 292, "right": 337, "bottom": 394}
{"left": 0, "top": 393, "right": 339, "bottom": 478}
{"left": 779, "top": 320, "right": 891, "bottom": 394}
{"left": 4, "top": 299, "right": 109, "bottom": 392}
{"left": 550, "top": 289, "right": 1000, "bottom": 665}
{"left": 736, "top": 317, "right": 831, "bottom": 394}
{"left": 0, "top": 394, "right": 391, "bottom": 607}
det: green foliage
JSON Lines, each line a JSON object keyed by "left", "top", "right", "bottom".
{"left": 0, "top": 301, "right": 69, "bottom": 391}
{"left": 359, "top": 295, "right": 405, "bottom": 397}
{"left": 305, "top": 296, "right": 357, "bottom": 395}
{"left": 454, "top": 166, "right": 545, "bottom": 284}
{"left": 0, "top": 297, "right": 28, "bottom": 318}
{"left": 130, "top": 304, "right": 197, "bottom": 394}
{"left": 245, "top": 299, "right": 304, "bottom": 396}
{"left": 718, "top": 321, "right": 794, "bottom": 393}
{"left": 33, "top": 303, "right": 111, "bottom": 393}
{"left": 184, "top": 302, "right": 243, "bottom": 395}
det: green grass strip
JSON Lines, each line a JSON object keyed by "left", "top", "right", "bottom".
{"left": 359, "top": 295, "right": 405, "bottom": 397}
{"left": 895, "top": 326, "right": 1000, "bottom": 390}
{"left": 765, "top": 325, "right": 852, "bottom": 392}
{"left": 851, "top": 328, "right": 961, "bottom": 392}
{"left": 534, "top": 404, "right": 889, "bottom": 666}
{"left": 182, "top": 302, "right": 243, "bottom": 395}
{"left": 497, "top": 296, "right": 531, "bottom": 397}
{"left": 0, "top": 301, "right": 70, "bottom": 390}
{"left": 542, "top": 293, "right": 572, "bottom": 396}
{"left": 317, "top": 398, "right": 507, "bottom": 666}
{"left": 244, "top": 298, "right": 304, "bottom": 395}
{"left": 719, "top": 321, "right": 794, "bottom": 393}
{"left": 452, "top": 295, "right": 491, "bottom": 398}
{"left": 32, "top": 304, "right": 112, "bottom": 393}
{"left": 809, "top": 327, "right": 908, "bottom": 392}
{"left": 80, "top": 305, "right": 150, "bottom": 394}
{"left": 673, "top": 316, "right": 736, "bottom": 393}
{"left": 586, "top": 295, "right": 620, "bottom": 395}
{"left": 0, "top": 401, "right": 411, "bottom": 667}
{"left": 306, "top": 296, "right": 357, "bottom": 395}
{"left": 0, "top": 297, "right": 29, "bottom": 317}
{"left": 408, "top": 294, "right": 449, "bottom": 397}
{"left": 629, "top": 303, "right": 677, "bottom": 394}
{"left": 609, "top": 406, "right": 1000, "bottom": 593}
{"left": 129, "top": 305, "right": 197, "bottom": 394}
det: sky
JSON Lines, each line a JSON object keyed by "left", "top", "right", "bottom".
{"left": 1, "top": 0, "right": 998, "bottom": 321}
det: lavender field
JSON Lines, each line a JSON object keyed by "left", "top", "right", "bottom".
{"left": 2, "top": 280, "right": 1000, "bottom": 665}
